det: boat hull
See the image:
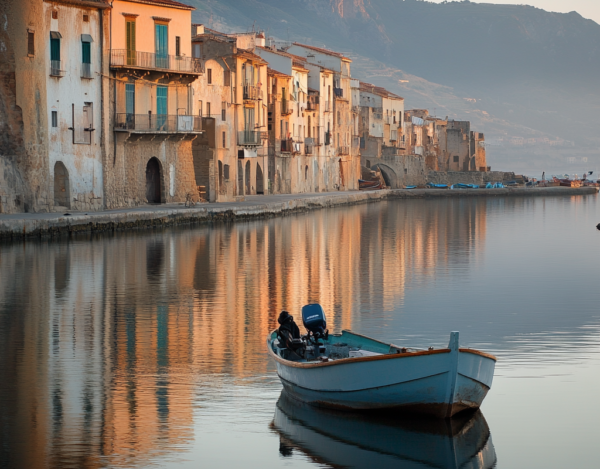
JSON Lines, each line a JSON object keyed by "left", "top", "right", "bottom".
{"left": 269, "top": 331, "right": 496, "bottom": 418}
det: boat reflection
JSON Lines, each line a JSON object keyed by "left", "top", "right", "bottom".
{"left": 271, "top": 391, "right": 497, "bottom": 469}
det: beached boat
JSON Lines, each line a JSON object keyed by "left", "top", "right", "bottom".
{"left": 267, "top": 305, "right": 496, "bottom": 418}
{"left": 271, "top": 392, "right": 497, "bottom": 469}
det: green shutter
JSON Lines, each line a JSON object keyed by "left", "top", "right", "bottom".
{"left": 82, "top": 42, "right": 91, "bottom": 64}
{"left": 50, "top": 37, "right": 60, "bottom": 61}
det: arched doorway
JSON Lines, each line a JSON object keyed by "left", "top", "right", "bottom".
{"left": 146, "top": 157, "right": 162, "bottom": 203}
{"left": 256, "top": 164, "right": 264, "bottom": 194}
{"left": 245, "top": 160, "right": 251, "bottom": 195}
{"left": 54, "top": 161, "right": 70, "bottom": 208}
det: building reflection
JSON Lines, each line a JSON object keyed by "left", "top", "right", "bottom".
{"left": 0, "top": 198, "right": 487, "bottom": 467}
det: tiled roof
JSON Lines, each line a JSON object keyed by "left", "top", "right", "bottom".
{"left": 120, "top": 0, "right": 195, "bottom": 11}
{"left": 359, "top": 81, "right": 403, "bottom": 100}
{"left": 292, "top": 43, "right": 351, "bottom": 61}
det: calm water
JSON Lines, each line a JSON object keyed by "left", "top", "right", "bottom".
{"left": 1, "top": 196, "right": 599, "bottom": 469}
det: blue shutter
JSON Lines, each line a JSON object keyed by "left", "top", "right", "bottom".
{"left": 125, "top": 84, "right": 135, "bottom": 128}
{"left": 155, "top": 24, "right": 168, "bottom": 69}
{"left": 157, "top": 86, "right": 167, "bottom": 129}
{"left": 50, "top": 37, "right": 60, "bottom": 61}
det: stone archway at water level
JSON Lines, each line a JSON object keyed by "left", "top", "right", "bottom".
{"left": 146, "top": 157, "right": 162, "bottom": 204}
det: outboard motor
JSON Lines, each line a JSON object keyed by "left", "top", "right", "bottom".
{"left": 302, "top": 304, "right": 328, "bottom": 340}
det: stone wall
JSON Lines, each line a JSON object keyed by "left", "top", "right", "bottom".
{"left": 363, "top": 154, "right": 427, "bottom": 188}
{"left": 104, "top": 134, "right": 198, "bottom": 208}
{"left": 427, "top": 171, "right": 516, "bottom": 185}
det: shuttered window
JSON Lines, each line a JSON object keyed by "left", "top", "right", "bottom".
{"left": 175, "top": 36, "right": 180, "bottom": 57}
{"left": 82, "top": 42, "right": 91, "bottom": 64}
{"left": 27, "top": 31, "right": 34, "bottom": 56}
{"left": 126, "top": 20, "right": 136, "bottom": 65}
{"left": 50, "top": 36, "right": 60, "bottom": 61}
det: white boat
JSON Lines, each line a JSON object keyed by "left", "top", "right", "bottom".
{"left": 267, "top": 305, "right": 496, "bottom": 418}
{"left": 271, "top": 392, "right": 497, "bottom": 469}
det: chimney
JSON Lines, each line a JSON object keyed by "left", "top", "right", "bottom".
{"left": 192, "top": 24, "right": 205, "bottom": 36}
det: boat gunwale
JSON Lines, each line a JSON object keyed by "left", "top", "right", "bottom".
{"left": 267, "top": 330, "right": 497, "bottom": 369}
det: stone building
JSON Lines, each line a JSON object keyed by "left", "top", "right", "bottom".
{"left": 0, "top": 0, "right": 110, "bottom": 214}
{"left": 286, "top": 43, "right": 360, "bottom": 191}
{"left": 191, "top": 27, "right": 268, "bottom": 202}
{"left": 106, "top": 0, "right": 202, "bottom": 208}
{"left": 358, "top": 82, "right": 405, "bottom": 166}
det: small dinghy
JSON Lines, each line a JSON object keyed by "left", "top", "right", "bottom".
{"left": 268, "top": 304, "right": 496, "bottom": 418}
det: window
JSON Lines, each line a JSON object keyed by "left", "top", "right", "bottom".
{"left": 175, "top": 36, "right": 181, "bottom": 57}
{"left": 207, "top": 68, "right": 212, "bottom": 84}
{"left": 224, "top": 70, "right": 231, "bottom": 86}
{"left": 221, "top": 102, "right": 226, "bottom": 121}
{"left": 52, "top": 11, "right": 58, "bottom": 19}
{"left": 50, "top": 32, "right": 61, "bottom": 61}
{"left": 81, "top": 35, "right": 92, "bottom": 78}
{"left": 126, "top": 19, "right": 136, "bottom": 65}
{"left": 206, "top": 102, "right": 211, "bottom": 116}
{"left": 155, "top": 23, "right": 168, "bottom": 68}
{"left": 27, "top": 31, "right": 34, "bottom": 56}
{"left": 453, "top": 155, "right": 459, "bottom": 163}
{"left": 83, "top": 14, "right": 89, "bottom": 22}
{"left": 198, "top": 100, "right": 202, "bottom": 117}
{"left": 224, "top": 164, "right": 230, "bottom": 180}
{"left": 51, "top": 111, "right": 58, "bottom": 127}
{"left": 222, "top": 131, "right": 226, "bottom": 148}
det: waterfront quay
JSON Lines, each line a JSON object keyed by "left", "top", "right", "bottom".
{"left": 1, "top": 186, "right": 596, "bottom": 240}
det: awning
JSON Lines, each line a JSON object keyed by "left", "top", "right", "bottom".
{"left": 50, "top": 31, "right": 62, "bottom": 39}
{"left": 81, "top": 34, "right": 94, "bottom": 43}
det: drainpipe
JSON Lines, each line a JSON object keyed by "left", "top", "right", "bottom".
{"left": 109, "top": 1, "right": 116, "bottom": 166}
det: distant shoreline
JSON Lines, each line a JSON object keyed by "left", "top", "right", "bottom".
{"left": 1, "top": 187, "right": 597, "bottom": 241}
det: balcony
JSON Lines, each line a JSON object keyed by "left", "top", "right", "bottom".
{"left": 323, "top": 101, "right": 332, "bottom": 113}
{"left": 280, "top": 138, "right": 294, "bottom": 153}
{"left": 305, "top": 144, "right": 315, "bottom": 155}
{"left": 110, "top": 50, "right": 203, "bottom": 75}
{"left": 81, "top": 63, "right": 93, "bottom": 79}
{"left": 50, "top": 60, "right": 65, "bottom": 77}
{"left": 238, "top": 130, "right": 261, "bottom": 146}
{"left": 114, "top": 114, "right": 202, "bottom": 133}
{"left": 324, "top": 132, "right": 332, "bottom": 146}
{"left": 243, "top": 85, "right": 259, "bottom": 101}
{"left": 337, "top": 146, "right": 349, "bottom": 155}
{"left": 281, "top": 99, "right": 293, "bottom": 115}
{"left": 307, "top": 96, "right": 319, "bottom": 111}
{"left": 334, "top": 87, "right": 344, "bottom": 98}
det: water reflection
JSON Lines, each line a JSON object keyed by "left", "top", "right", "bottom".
{"left": 0, "top": 196, "right": 598, "bottom": 468}
{"left": 272, "top": 392, "right": 496, "bottom": 469}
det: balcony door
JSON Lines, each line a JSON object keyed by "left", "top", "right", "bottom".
{"left": 157, "top": 86, "right": 167, "bottom": 130}
{"left": 126, "top": 20, "right": 136, "bottom": 65}
{"left": 126, "top": 83, "right": 135, "bottom": 128}
{"left": 243, "top": 107, "right": 255, "bottom": 144}
{"left": 155, "top": 23, "right": 168, "bottom": 69}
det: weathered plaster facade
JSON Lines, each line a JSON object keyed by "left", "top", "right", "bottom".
{"left": 1, "top": 0, "right": 109, "bottom": 214}
{"left": 105, "top": 0, "right": 201, "bottom": 208}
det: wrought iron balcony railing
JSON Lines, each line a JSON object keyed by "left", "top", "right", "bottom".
{"left": 81, "top": 63, "right": 93, "bottom": 79}
{"left": 281, "top": 99, "right": 293, "bottom": 115}
{"left": 238, "top": 130, "right": 261, "bottom": 146}
{"left": 243, "top": 85, "right": 259, "bottom": 101}
{"left": 337, "top": 146, "right": 349, "bottom": 155}
{"left": 50, "top": 60, "right": 65, "bottom": 77}
{"left": 307, "top": 96, "right": 319, "bottom": 111}
{"left": 114, "top": 114, "right": 202, "bottom": 133}
{"left": 110, "top": 50, "right": 203, "bottom": 74}
{"left": 334, "top": 87, "right": 344, "bottom": 98}
{"left": 280, "top": 138, "right": 294, "bottom": 153}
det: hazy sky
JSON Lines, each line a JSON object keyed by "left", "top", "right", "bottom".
{"left": 428, "top": 0, "right": 600, "bottom": 25}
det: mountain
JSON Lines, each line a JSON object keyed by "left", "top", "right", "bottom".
{"left": 189, "top": 0, "right": 600, "bottom": 173}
